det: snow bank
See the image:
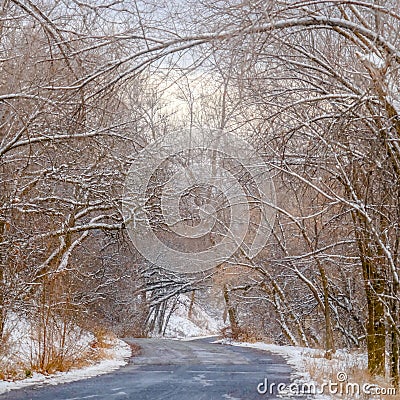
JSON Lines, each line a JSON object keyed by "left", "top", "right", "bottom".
{"left": 160, "top": 294, "right": 223, "bottom": 338}
{"left": 0, "top": 338, "right": 131, "bottom": 395}
{"left": 1, "top": 314, "right": 97, "bottom": 373}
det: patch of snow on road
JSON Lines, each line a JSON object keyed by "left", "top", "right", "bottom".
{"left": 0, "top": 339, "right": 131, "bottom": 395}
{"left": 222, "top": 394, "right": 241, "bottom": 400}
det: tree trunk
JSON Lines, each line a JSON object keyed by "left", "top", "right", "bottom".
{"left": 319, "top": 265, "right": 335, "bottom": 358}
{"left": 351, "top": 206, "right": 386, "bottom": 377}
{"left": 365, "top": 278, "right": 386, "bottom": 376}
{"left": 390, "top": 280, "right": 399, "bottom": 386}
{"left": 0, "top": 220, "right": 5, "bottom": 340}
{"left": 223, "top": 284, "right": 239, "bottom": 338}
{"left": 188, "top": 291, "right": 195, "bottom": 319}
{"left": 357, "top": 234, "right": 386, "bottom": 376}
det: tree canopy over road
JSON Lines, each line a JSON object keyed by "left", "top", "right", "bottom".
{"left": 0, "top": 0, "right": 399, "bottom": 386}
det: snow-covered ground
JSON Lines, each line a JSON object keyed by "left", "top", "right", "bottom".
{"left": 1, "top": 314, "right": 99, "bottom": 374}
{"left": 0, "top": 314, "right": 132, "bottom": 395}
{"left": 162, "top": 294, "right": 223, "bottom": 338}
{"left": 0, "top": 338, "right": 131, "bottom": 395}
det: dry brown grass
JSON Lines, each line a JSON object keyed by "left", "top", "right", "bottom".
{"left": 220, "top": 326, "right": 265, "bottom": 343}
{"left": 303, "top": 350, "right": 399, "bottom": 400}
{"left": 128, "top": 343, "right": 141, "bottom": 357}
{"left": 90, "top": 327, "right": 116, "bottom": 349}
{"left": 0, "top": 326, "right": 120, "bottom": 381}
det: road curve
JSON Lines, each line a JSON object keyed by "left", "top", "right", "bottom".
{"left": 1, "top": 337, "right": 303, "bottom": 400}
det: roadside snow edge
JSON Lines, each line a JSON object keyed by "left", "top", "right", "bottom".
{"left": 0, "top": 339, "right": 131, "bottom": 395}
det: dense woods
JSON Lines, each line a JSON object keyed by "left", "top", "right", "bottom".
{"left": 0, "top": 0, "right": 399, "bottom": 386}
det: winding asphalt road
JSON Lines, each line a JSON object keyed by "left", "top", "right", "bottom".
{"left": 1, "top": 337, "right": 304, "bottom": 400}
